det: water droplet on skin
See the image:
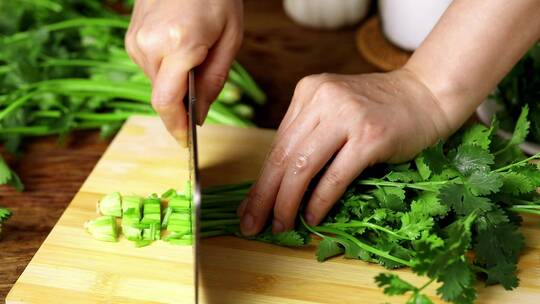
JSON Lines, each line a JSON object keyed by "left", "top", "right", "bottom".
{"left": 293, "top": 155, "right": 308, "bottom": 175}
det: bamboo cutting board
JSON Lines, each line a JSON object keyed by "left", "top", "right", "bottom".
{"left": 7, "top": 116, "right": 540, "bottom": 304}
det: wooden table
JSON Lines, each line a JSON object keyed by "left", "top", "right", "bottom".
{"left": 0, "top": 0, "right": 378, "bottom": 300}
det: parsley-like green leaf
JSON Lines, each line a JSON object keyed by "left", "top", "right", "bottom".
{"left": 436, "top": 260, "right": 476, "bottom": 303}
{"left": 451, "top": 144, "right": 494, "bottom": 176}
{"left": 316, "top": 238, "right": 344, "bottom": 262}
{"left": 411, "top": 192, "right": 449, "bottom": 218}
{"left": 461, "top": 124, "right": 491, "bottom": 150}
{"left": 0, "top": 155, "right": 23, "bottom": 191}
{"left": 375, "top": 273, "right": 417, "bottom": 295}
{"left": 500, "top": 172, "right": 536, "bottom": 195}
{"left": 438, "top": 183, "right": 492, "bottom": 215}
{"left": 465, "top": 170, "right": 503, "bottom": 196}
{"left": 507, "top": 105, "right": 530, "bottom": 147}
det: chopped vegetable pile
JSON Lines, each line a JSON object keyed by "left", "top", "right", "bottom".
{"left": 88, "top": 107, "right": 540, "bottom": 303}
{"left": 0, "top": 206, "right": 12, "bottom": 237}
{"left": 492, "top": 43, "right": 540, "bottom": 143}
{"left": 0, "top": 1, "right": 266, "bottom": 191}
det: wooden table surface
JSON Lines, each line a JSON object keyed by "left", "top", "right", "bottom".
{"left": 0, "top": 0, "right": 378, "bottom": 300}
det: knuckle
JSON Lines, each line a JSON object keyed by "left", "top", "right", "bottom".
{"left": 151, "top": 90, "right": 177, "bottom": 110}
{"left": 322, "top": 169, "right": 344, "bottom": 187}
{"left": 314, "top": 80, "right": 344, "bottom": 102}
{"left": 247, "top": 190, "right": 265, "bottom": 211}
{"left": 361, "top": 118, "right": 388, "bottom": 142}
{"left": 291, "top": 151, "right": 310, "bottom": 174}
{"left": 268, "top": 145, "right": 288, "bottom": 168}
{"left": 135, "top": 27, "right": 158, "bottom": 52}
{"left": 312, "top": 191, "right": 333, "bottom": 208}
{"left": 206, "top": 72, "right": 228, "bottom": 92}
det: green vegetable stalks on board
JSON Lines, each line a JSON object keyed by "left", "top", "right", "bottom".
{"left": 0, "top": 1, "right": 266, "bottom": 191}
{"left": 86, "top": 107, "right": 540, "bottom": 304}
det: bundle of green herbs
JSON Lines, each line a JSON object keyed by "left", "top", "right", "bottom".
{"left": 0, "top": 1, "right": 266, "bottom": 191}
{"left": 89, "top": 107, "right": 540, "bottom": 303}
{"left": 491, "top": 43, "right": 540, "bottom": 143}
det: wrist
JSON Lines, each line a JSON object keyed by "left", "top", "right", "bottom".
{"left": 400, "top": 63, "right": 469, "bottom": 138}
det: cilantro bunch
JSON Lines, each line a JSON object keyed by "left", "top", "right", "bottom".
{"left": 299, "top": 107, "right": 540, "bottom": 303}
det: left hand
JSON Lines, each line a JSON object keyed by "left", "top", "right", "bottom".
{"left": 237, "top": 70, "right": 452, "bottom": 236}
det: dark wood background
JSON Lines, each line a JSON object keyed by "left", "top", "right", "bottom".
{"left": 0, "top": 0, "right": 378, "bottom": 299}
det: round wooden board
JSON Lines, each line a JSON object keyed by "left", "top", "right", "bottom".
{"left": 356, "top": 16, "right": 412, "bottom": 71}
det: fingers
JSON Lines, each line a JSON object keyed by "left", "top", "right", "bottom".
{"left": 272, "top": 123, "right": 347, "bottom": 232}
{"left": 304, "top": 139, "right": 383, "bottom": 226}
{"left": 195, "top": 20, "right": 243, "bottom": 124}
{"left": 151, "top": 46, "right": 208, "bottom": 145}
{"left": 239, "top": 110, "right": 319, "bottom": 236}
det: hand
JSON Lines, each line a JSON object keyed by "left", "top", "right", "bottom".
{"left": 238, "top": 69, "right": 453, "bottom": 236}
{"left": 125, "top": 0, "right": 243, "bottom": 143}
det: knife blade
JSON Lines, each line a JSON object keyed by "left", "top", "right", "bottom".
{"left": 184, "top": 70, "right": 201, "bottom": 304}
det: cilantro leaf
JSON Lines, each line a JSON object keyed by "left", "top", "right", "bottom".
{"left": 500, "top": 172, "right": 536, "bottom": 195}
{"left": 461, "top": 124, "right": 491, "bottom": 150}
{"left": 373, "top": 187, "right": 406, "bottom": 211}
{"left": 417, "top": 141, "right": 448, "bottom": 176}
{"left": 438, "top": 183, "right": 492, "bottom": 215}
{"left": 465, "top": 170, "right": 503, "bottom": 196}
{"left": 411, "top": 192, "right": 449, "bottom": 218}
{"left": 375, "top": 273, "right": 417, "bottom": 296}
{"left": 507, "top": 105, "right": 530, "bottom": 147}
{"left": 399, "top": 212, "right": 434, "bottom": 239}
{"left": 407, "top": 293, "right": 434, "bottom": 304}
{"left": 436, "top": 260, "right": 476, "bottom": 303}
{"left": 486, "top": 261, "right": 519, "bottom": 290}
{"left": 450, "top": 144, "right": 494, "bottom": 176}
{"left": 386, "top": 170, "right": 422, "bottom": 183}
{"left": 316, "top": 238, "right": 344, "bottom": 262}
{"left": 0, "top": 155, "right": 23, "bottom": 191}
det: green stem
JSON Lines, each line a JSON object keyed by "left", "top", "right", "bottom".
{"left": 510, "top": 208, "right": 540, "bottom": 216}
{"left": 312, "top": 225, "right": 412, "bottom": 267}
{"left": 200, "top": 219, "right": 240, "bottom": 229}
{"left": 323, "top": 221, "right": 411, "bottom": 240}
{"left": 41, "top": 58, "right": 138, "bottom": 72}
{"left": 4, "top": 18, "right": 129, "bottom": 44}
{"left": 494, "top": 153, "right": 540, "bottom": 172}
{"left": 0, "top": 92, "right": 37, "bottom": 122}
{"left": 358, "top": 179, "right": 446, "bottom": 191}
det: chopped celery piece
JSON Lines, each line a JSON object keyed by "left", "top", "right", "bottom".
{"left": 142, "top": 223, "right": 161, "bottom": 240}
{"left": 168, "top": 196, "right": 190, "bottom": 212}
{"left": 98, "top": 192, "right": 122, "bottom": 217}
{"left": 143, "top": 198, "right": 161, "bottom": 215}
{"left": 123, "top": 209, "right": 141, "bottom": 222}
{"left": 84, "top": 216, "right": 118, "bottom": 242}
{"left": 122, "top": 195, "right": 142, "bottom": 216}
{"left": 122, "top": 223, "right": 142, "bottom": 241}
{"left": 167, "top": 213, "right": 191, "bottom": 233}
{"left": 144, "top": 203, "right": 161, "bottom": 215}
{"left": 141, "top": 213, "right": 161, "bottom": 225}
{"left": 216, "top": 82, "right": 242, "bottom": 104}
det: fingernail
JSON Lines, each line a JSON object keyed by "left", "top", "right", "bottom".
{"left": 237, "top": 199, "right": 248, "bottom": 217}
{"left": 305, "top": 212, "right": 316, "bottom": 226}
{"left": 272, "top": 219, "right": 284, "bottom": 233}
{"left": 241, "top": 213, "right": 255, "bottom": 235}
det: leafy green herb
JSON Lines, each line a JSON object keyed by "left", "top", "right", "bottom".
{"left": 0, "top": 206, "right": 12, "bottom": 237}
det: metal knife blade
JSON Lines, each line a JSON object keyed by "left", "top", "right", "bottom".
{"left": 184, "top": 70, "right": 201, "bottom": 304}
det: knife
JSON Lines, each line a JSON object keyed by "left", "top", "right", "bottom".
{"left": 184, "top": 70, "right": 201, "bottom": 304}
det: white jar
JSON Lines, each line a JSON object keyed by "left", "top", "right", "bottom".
{"left": 379, "top": 0, "right": 452, "bottom": 51}
{"left": 283, "top": 0, "right": 371, "bottom": 30}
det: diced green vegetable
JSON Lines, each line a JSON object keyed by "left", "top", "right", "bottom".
{"left": 122, "top": 195, "right": 143, "bottom": 217}
{"left": 84, "top": 216, "right": 118, "bottom": 242}
{"left": 98, "top": 192, "right": 122, "bottom": 217}
{"left": 168, "top": 196, "right": 190, "bottom": 212}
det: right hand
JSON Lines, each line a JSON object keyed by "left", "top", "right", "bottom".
{"left": 125, "top": 0, "right": 244, "bottom": 144}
